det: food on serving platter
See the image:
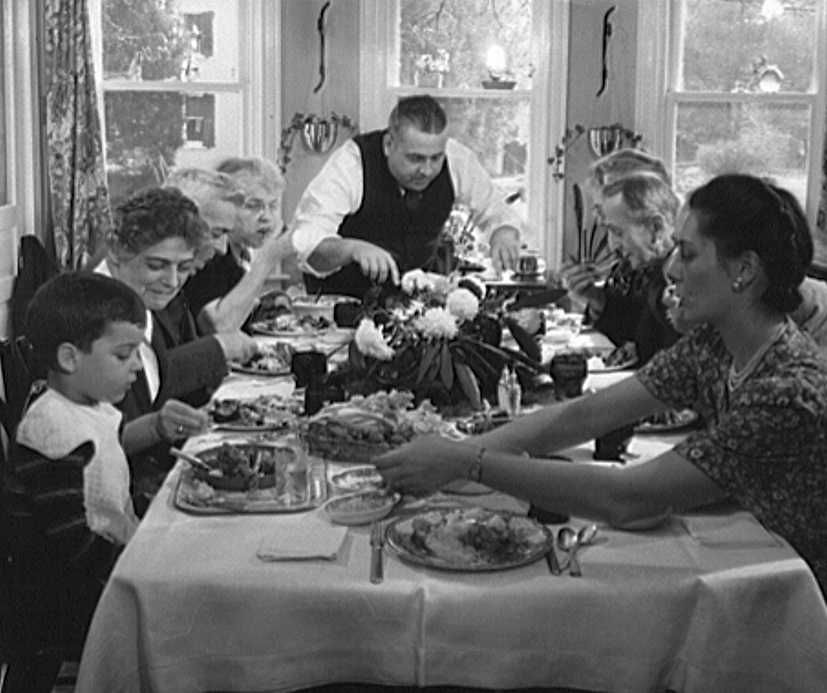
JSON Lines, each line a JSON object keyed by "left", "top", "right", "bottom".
{"left": 323, "top": 489, "right": 399, "bottom": 525}
{"left": 330, "top": 465, "right": 385, "bottom": 492}
{"left": 193, "top": 442, "right": 306, "bottom": 493}
{"left": 301, "top": 390, "right": 447, "bottom": 463}
{"left": 390, "top": 507, "right": 550, "bottom": 568}
{"left": 251, "top": 313, "right": 333, "bottom": 335}
{"left": 231, "top": 342, "right": 293, "bottom": 374}
{"left": 250, "top": 291, "right": 293, "bottom": 322}
{"left": 208, "top": 394, "right": 299, "bottom": 429}
{"left": 587, "top": 341, "right": 638, "bottom": 371}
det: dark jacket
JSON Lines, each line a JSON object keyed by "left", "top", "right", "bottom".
{"left": 594, "top": 258, "right": 680, "bottom": 364}
{"left": 304, "top": 129, "right": 455, "bottom": 298}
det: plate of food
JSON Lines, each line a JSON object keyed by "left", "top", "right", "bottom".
{"left": 301, "top": 391, "right": 447, "bottom": 463}
{"left": 208, "top": 394, "right": 298, "bottom": 432}
{"left": 635, "top": 408, "right": 699, "bottom": 434}
{"left": 329, "top": 465, "right": 385, "bottom": 493}
{"left": 230, "top": 342, "right": 293, "bottom": 376}
{"left": 292, "top": 294, "right": 360, "bottom": 321}
{"left": 385, "top": 507, "right": 555, "bottom": 571}
{"left": 322, "top": 489, "right": 399, "bottom": 526}
{"left": 587, "top": 342, "right": 638, "bottom": 373}
{"left": 174, "top": 441, "right": 326, "bottom": 514}
{"left": 250, "top": 313, "right": 334, "bottom": 338}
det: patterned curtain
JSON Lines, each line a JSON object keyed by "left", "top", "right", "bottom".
{"left": 818, "top": 104, "right": 827, "bottom": 265}
{"left": 43, "top": 0, "right": 111, "bottom": 270}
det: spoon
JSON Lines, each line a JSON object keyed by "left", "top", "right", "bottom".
{"left": 557, "top": 524, "right": 598, "bottom": 577}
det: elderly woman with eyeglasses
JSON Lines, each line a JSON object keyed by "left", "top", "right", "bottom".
{"left": 170, "top": 158, "right": 291, "bottom": 334}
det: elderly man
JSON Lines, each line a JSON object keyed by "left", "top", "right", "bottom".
{"left": 291, "top": 95, "right": 524, "bottom": 298}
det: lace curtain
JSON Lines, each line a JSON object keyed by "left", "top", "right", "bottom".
{"left": 43, "top": 0, "right": 111, "bottom": 270}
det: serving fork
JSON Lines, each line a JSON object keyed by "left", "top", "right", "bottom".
{"left": 369, "top": 520, "right": 385, "bottom": 584}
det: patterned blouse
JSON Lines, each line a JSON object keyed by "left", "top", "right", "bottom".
{"left": 637, "top": 321, "right": 827, "bottom": 591}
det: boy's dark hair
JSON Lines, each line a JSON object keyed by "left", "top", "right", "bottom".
{"left": 389, "top": 95, "right": 447, "bottom": 135}
{"left": 25, "top": 272, "right": 146, "bottom": 371}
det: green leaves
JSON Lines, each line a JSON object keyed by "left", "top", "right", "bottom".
{"left": 454, "top": 361, "right": 482, "bottom": 411}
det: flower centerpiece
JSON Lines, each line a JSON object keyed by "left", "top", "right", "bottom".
{"left": 325, "top": 270, "right": 543, "bottom": 416}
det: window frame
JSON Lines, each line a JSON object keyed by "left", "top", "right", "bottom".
{"left": 358, "top": 0, "right": 570, "bottom": 266}
{"left": 89, "top": 0, "right": 282, "bottom": 171}
{"left": 636, "top": 0, "right": 827, "bottom": 261}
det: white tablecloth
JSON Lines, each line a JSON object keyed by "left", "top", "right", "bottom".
{"left": 76, "top": 332, "right": 827, "bottom": 692}
{"left": 76, "top": 453, "right": 827, "bottom": 692}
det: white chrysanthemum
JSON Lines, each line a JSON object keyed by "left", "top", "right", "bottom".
{"left": 354, "top": 318, "right": 395, "bottom": 361}
{"left": 445, "top": 288, "right": 479, "bottom": 321}
{"left": 401, "top": 269, "right": 435, "bottom": 294}
{"left": 414, "top": 307, "right": 458, "bottom": 339}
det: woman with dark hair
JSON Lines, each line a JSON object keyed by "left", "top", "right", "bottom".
{"left": 376, "top": 174, "right": 827, "bottom": 591}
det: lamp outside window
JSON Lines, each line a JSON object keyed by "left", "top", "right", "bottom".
{"left": 758, "top": 64, "right": 784, "bottom": 93}
{"left": 482, "top": 44, "right": 515, "bottom": 90}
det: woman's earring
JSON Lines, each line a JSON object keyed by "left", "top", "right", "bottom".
{"left": 732, "top": 277, "right": 744, "bottom": 292}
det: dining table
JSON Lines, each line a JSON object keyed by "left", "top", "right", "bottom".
{"left": 75, "top": 321, "right": 827, "bottom": 693}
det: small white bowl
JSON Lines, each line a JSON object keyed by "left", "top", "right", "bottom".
{"left": 322, "top": 490, "right": 399, "bottom": 526}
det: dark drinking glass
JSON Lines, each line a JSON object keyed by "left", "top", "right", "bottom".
{"left": 291, "top": 350, "right": 327, "bottom": 388}
{"left": 549, "top": 351, "right": 588, "bottom": 400}
{"left": 593, "top": 424, "right": 635, "bottom": 462}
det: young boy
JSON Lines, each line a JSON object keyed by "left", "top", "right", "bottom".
{"left": 16, "top": 271, "right": 145, "bottom": 546}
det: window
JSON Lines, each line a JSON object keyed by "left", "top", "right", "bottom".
{"left": 360, "top": 0, "right": 570, "bottom": 259}
{"left": 91, "top": 0, "right": 279, "bottom": 208}
{"left": 637, "top": 0, "right": 827, "bottom": 263}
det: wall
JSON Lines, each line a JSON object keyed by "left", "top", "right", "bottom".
{"left": 561, "top": 0, "right": 638, "bottom": 257}
{"left": 281, "top": 0, "right": 360, "bottom": 225}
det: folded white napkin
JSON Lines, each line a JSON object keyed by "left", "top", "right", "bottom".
{"left": 257, "top": 512, "right": 347, "bottom": 561}
{"left": 680, "top": 511, "right": 782, "bottom": 548}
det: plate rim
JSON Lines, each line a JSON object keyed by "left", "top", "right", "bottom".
{"left": 384, "top": 507, "right": 554, "bottom": 572}
{"left": 634, "top": 408, "right": 699, "bottom": 434}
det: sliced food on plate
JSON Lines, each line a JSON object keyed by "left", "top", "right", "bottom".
{"left": 587, "top": 341, "right": 638, "bottom": 372}
{"left": 250, "top": 313, "right": 333, "bottom": 336}
{"left": 301, "top": 390, "right": 448, "bottom": 463}
{"left": 635, "top": 408, "right": 699, "bottom": 433}
{"left": 385, "top": 507, "right": 554, "bottom": 571}
{"left": 208, "top": 394, "right": 299, "bottom": 431}
{"left": 230, "top": 342, "right": 293, "bottom": 376}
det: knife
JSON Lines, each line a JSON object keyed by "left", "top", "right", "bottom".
{"left": 369, "top": 521, "right": 384, "bottom": 584}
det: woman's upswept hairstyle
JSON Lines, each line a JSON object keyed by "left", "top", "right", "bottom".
{"left": 688, "top": 174, "right": 813, "bottom": 313}
{"left": 107, "top": 187, "right": 208, "bottom": 257}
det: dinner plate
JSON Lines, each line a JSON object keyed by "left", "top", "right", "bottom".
{"left": 322, "top": 490, "right": 399, "bottom": 525}
{"left": 385, "top": 507, "right": 554, "bottom": 571}
{"left": 634, "top": 409, "right": 699, "bottom": 434}
{"left": 250, "top": 322, "right": 325, "bottom": 338}
{"left": 208, "top": 396, "right": 297, "bottom": 432}
{"left": 229, "top": 363, "right": 291, "bottom": 377}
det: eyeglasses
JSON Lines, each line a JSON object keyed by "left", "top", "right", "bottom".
{"left": 242, "top": 198, "right": 280, "bottom": 214}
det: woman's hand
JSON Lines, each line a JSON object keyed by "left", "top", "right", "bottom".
{"left": 373, "top": 435, "right": 472, "bottom": 494}
{"left": 213, "top": 330, "right": 259, "bottom": 363}
{"left": 154, "top": 399, "right": 209, "bottom": 441}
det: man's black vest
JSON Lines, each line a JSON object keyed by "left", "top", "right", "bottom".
{"left": 304, "top": 129, "right": 455, "bottom": 298}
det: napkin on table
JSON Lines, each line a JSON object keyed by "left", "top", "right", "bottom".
{"left": 257, "top": 512, "right": 347, "bottom": 561}
{"left": 679, "top": 511, "right": 782, "bottom": 549}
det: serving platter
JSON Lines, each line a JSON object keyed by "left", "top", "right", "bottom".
{"left": 385, "top": 507, "right": 554, "bottom": 571}
{"left": 174, "top": 442, "right": 326, "bottom": 514}
{"left": 329, "top": 465, "right": 385, "bottom": 493}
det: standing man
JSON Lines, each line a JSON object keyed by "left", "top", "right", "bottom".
{"left": 291, "top": 95, "right": 523, "bottom": 298}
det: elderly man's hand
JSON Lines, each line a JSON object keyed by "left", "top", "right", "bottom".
{"left": 489, "top": 226, "right": 521, "bottom": 272}
{"left": 346, "top": 239, "right": 400, "bottom": 285}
